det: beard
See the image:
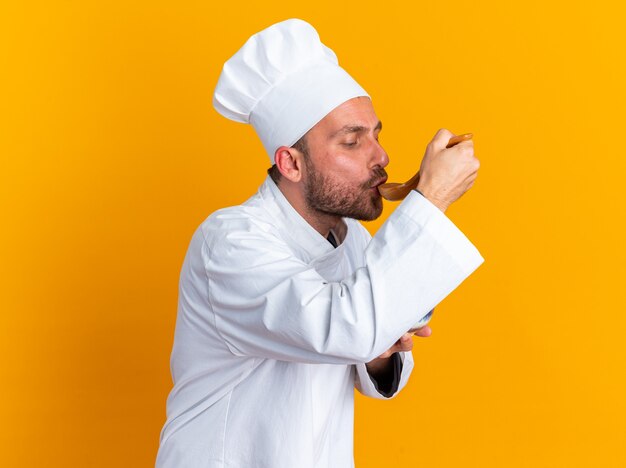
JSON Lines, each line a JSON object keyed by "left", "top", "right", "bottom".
{"left": 303, "top": 157, "right": 387, "bottom": 221}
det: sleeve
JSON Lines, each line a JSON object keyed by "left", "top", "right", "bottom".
{"left": 204, "top": 190, "right": 484, "bottom": 365}
{"left": 354, "top": 351, "right": 414, "bottom": 399}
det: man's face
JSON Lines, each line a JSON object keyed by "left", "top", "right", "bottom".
{"left": 300, "top": 96, "right": 389, "bottom": 221}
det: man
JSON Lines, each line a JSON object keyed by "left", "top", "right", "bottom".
{"left": 156, "top": 19, "right": 483, "bottom": 468}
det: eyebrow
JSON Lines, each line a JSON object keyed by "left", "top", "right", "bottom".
{"left": 329, "top": 121, "right": 383, "bottom": 139}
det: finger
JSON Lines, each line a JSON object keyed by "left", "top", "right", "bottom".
{"left": 413, "top": 326, "right": 432, "bottom": 337}
{"left": 398, "top": 339, "right": 414, "bottom": 352}
{"left": 399, "top": 333, "right": 414, "bottom": 351}
{"left": 446, "top": 140, "right": 474, "bottom": 155}
{"left": 449, "top": 141, "right": 474, "bottom": 160}
{"left": 385, "top": 343, "right": 411, "bottom": 356}
{"left": 430, "top": 128, "right": 455, "bottom": 152}
{"left": 385, "top": 335, "right": 413, "bottom": 356}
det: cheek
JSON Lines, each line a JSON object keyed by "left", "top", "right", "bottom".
{"left": 325, "top": 153, "right": 369, "bottom": 180}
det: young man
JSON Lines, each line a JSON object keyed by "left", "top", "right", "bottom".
{"left": 156, "top": 18, "right": 483, "bottom": 468}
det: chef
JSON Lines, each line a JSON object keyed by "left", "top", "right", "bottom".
{"left": 156, "top": 18, "right": 483, "bottom": 468}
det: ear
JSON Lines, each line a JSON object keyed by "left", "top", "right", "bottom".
{"left": 274, "top": 146, "right": 304, "bottom": 183}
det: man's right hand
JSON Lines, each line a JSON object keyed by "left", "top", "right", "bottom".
{"left": 415, "top": 128, "right": 480, "bottom": 213}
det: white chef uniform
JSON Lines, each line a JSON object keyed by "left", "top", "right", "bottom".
{"left": 155, "top": 174, "right": 484, "bottom": 467}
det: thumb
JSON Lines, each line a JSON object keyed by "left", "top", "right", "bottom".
{"left": 430, "top": 128, "right": 456, "bottom": 152}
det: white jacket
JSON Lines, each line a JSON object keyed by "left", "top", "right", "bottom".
{"left": 156, "top": 176, "right": 484, "bottom": 467}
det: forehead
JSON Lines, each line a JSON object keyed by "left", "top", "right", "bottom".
{"left": 311, "top": 96, "right": 380, "bottom": 137}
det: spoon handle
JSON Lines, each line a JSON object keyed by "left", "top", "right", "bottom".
{"left": 446, "top": 133, "right": 473, "bottom": 148}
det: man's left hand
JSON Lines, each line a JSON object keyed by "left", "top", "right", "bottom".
{"left": 365, "top": 326, "right": 432, "bottom": 376}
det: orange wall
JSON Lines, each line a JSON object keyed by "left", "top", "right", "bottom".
{"left": 2, "top": 1, "right": 625, "bottom": 466}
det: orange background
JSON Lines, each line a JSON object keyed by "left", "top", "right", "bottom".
{"left": 2, "top": 1, "right": 625, "bottom": 466}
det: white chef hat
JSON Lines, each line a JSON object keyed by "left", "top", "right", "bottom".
{"left": 212, "top": 18, "right": 369, "bottom": 163}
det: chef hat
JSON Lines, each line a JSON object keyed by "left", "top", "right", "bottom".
{"left": 212, "top": 18, "right": 369, "bottom": 163}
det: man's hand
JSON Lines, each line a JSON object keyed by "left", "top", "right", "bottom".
{"left": 416, "top": 128, "right": 480, "bottom": 213}
{"left": 365, "top": 326, "right": 432, "bottom": 377}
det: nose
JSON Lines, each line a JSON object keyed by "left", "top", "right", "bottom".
{"left": 372, "top": 139, "right": 389, "bottom": 169}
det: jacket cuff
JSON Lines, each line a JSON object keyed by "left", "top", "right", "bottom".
{"left": 356, "top": 353, "right": 403, "bottom": 398}
{"left": 399, "top": 189, "right": 484, "bottom": 276}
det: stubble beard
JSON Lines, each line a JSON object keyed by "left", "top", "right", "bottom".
{"left": 303, "top": 157, "right": 386, "bottom": 222}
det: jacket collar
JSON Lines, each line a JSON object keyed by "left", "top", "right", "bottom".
{"left": 259, "top": 175, "right": 348, "bottom": 261}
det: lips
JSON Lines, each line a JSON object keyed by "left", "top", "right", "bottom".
{"left": 370, "top": 177, "right": 388, "bottom": 189}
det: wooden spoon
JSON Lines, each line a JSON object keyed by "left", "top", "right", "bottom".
{"left": 378, "top": 133, "right": 474, "bottom": 201}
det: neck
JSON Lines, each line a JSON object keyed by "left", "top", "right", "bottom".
{"left": 303, "top": 206, "right": 342, "bottom": 239}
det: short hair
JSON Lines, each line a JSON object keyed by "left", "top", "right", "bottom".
{"left": 267, "top": 134, "right": 309, "bottom": 185}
